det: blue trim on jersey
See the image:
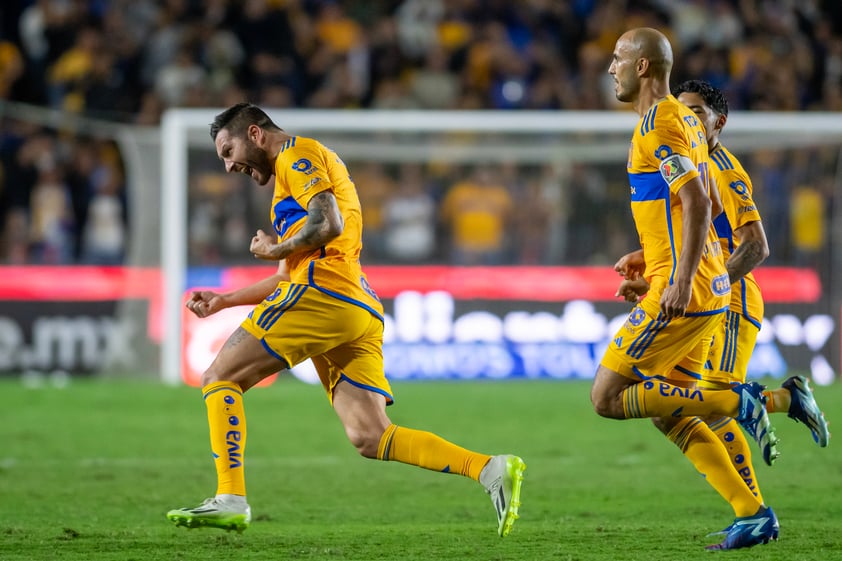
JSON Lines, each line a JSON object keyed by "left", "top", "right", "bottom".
{"left": 720, "top": 310, "right": 739, "bottom": 374}
{"left": 673, "top": 364, "right": 702, "bottom": 380}
{"left": 257, "top": 284, "right": 308, "bottom": 330}
{"left": 743, "top": 306, "right": 761, "bottom": 329}
{"left": 259, "top": 338, "right": 291, "bottom": 368}
{"left": 713, "top": 212, "right": 734, "bottom": 252}
{"left": 710, "top": 148, "right": 734, "bottom": 171}
{"left": 630, "top": 366, "right": 656, "bottom": 380}
{"left": 639, "top": 105, "right": 658, "bottom": 136}
{"left": 629, "top": 171, "right": 669, "bottom": 202}
{"left": 627, "top": 315, "right": 669, "bottom": 359}
{"left": 684, "top": 306, "right": 729, "bottom": 317}
{"left": 733, "top": 279, "right": 762, "bottom": 329}
{"left": 280, "top": 136, "right": 297, "bottom": 153}
{"left": 307, "top": 261, "right": 385, "bottom": 322}
{"left": 273, "top": 196, "right": 307, "bottom": 237}
{"left": 628, "top": 171, "right": 678, "bottom": 284}
{"left": 257, "top": 285, "right": 297, "bottom": 328}
{"left": 338, "top": 373, "right": 394, "bottom": 404}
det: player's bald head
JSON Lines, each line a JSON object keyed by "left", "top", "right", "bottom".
{"left": 619, "top": 27, "right": 673, "bottom": 77}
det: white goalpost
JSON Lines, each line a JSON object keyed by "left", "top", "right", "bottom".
{"left": 159, "top": 109, "right": 842, "bottom": 385}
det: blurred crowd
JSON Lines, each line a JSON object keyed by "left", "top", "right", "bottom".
{"left": 0, "top": 0, "right": 840, "bottom": 270}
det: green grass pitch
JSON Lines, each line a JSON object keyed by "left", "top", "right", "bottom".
{"left": 2, "top": 376, "right": 840, "bottom": 561}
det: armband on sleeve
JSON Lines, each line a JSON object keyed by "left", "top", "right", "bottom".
{"left": 659, "top": 154, "right": 695, "bottom": 186}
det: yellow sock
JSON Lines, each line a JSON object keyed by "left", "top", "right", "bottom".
{"left": 667, "top": 417, "right": 761, "bottom": 517}
{"left": 707, "top": 417, "right": 764, "bottom": 503}
{"left": 763, "top": 388, "right": 790, "bottom": 414}
{"left": 377, "top": 424, "right": 492, "bottom": 481}
{"left": 203, "top": 381, "right": 247, "bottom": 496}
{"left": 623, "top": 380, "right": 740, "bottom": 419}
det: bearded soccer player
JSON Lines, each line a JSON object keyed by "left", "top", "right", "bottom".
{"left": 589, "top": 28, "right": 780, "bottom": 550}
{"left": 166, "top": 103, "right": 525, "bottom": 537}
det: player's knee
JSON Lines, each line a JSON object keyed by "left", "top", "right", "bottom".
{"left": 200, "top": 368, "right": 231, "bottom": 387}
{"left": 344, "top": 427, "right": 380, "bottom": 459}
{"left": 651, "top": 417, "right": 670, "bottom": 434}
{"left": 590, "top": 390, "right": 623, "bottom": 419}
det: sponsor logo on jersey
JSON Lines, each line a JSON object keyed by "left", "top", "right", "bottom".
{"left": 712, "top": 273, "right": 731, "bottom": 296}
{"left": 303, "top": 177, "right": 322, "bottom": 190}
{"left": 292, "top": 158, "right": 316, "bottom": 174}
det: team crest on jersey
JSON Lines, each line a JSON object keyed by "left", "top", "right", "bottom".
{"left": 292, "top": 158, "right": 316, "bottom": 174}
{"left": 628, "top": 307, "right": 646, "bottom": 327}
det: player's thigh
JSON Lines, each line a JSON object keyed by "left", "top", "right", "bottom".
{"left": 332, "top": 377, "right": 391, "bottom": 446}
{"left": 204, "top": 326, "right": 288, "bottom": 386}
{"left": 316, "top": 314, "right": 394, "bottom": 406}
{"left": 601, "top": 305, "right": 723, "bottom": 381}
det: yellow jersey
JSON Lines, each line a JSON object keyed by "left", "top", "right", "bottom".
{"left": 710, "top": 144, "right": 763, "bottom": 327}
{"left": 271, "top": 136, "right": 384, "bottom": 320}
{"left": 627, "top": 95, "right": 730, "bottom": 315}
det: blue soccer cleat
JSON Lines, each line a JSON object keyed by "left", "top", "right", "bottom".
{"left": 706, "top": 506, "right": 779, "bottom": 550}
{"left": 734, "top": 382, "right": 779, "bottom": 466}
{"left": 783, "top": 376, "right": 830, "bottom": 447}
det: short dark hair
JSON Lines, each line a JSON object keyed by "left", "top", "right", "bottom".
{"left": 209, "top": 102, "right": 281, "bottom": 140}
{"left": 672, "top": 79, "right": 729, "bottom": 116}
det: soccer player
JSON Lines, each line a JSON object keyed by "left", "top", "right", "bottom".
{"left": 615, "top": 79, "right": 830, "bottom": 545}
{"left": 166, "top": 103, "right": 526, "bottom": 537}
{"left": 590, "top": 28, "right": 779, "bottom": 550}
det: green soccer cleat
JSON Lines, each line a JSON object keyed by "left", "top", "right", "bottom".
{"left": 166, "top": 495, "right": 251, "bottom": 533}
{"left": 479, "top": 454, "right": 526, "bottom": 537}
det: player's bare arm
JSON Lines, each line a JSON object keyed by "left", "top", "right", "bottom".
{"left": 251, "top": 190, "right": 344, "bottom": 260}
{"left": 186, "top": 261, "right": 290, "bottom": 318}
{"left": 660, "top": 177, "right": 711, "bottom": 319}
{"left": 726, "top": 220, "right": 769, "bottom": 283}
{"left": 614, "top": 248, "right": 645, "bottom": 280}
{"left": 616, "top": 277, "right": 650, "bottom": 303}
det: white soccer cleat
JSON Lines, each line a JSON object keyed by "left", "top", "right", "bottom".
{"left": 166, "top": 494, "right": 251, "bottom": 533}
{"left": 479, "top": 454, "right": 526, "bottom": 537}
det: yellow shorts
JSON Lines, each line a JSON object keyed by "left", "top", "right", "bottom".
{"left": 241, "top": 282, "right": 393, "bottom": 405}
{"left": 677, "top": 310, "right": 760, "bottom": 388}
{"left": 600, "top": 304, "right": 725, "bottom": 384}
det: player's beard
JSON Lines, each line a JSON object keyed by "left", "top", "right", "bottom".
{"left": 245, "top": 141, "right": 274, "bottom": 185}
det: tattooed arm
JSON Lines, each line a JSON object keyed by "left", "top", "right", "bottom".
{"left": 250, "top": 190, "right": 344, "bottom": 261}
{"left": 726, "top": 220, "right": 770, "bottom": 284}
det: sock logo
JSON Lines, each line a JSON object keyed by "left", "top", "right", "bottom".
{"left": 226, "top": 430, "right": 242, "bottom": 468}
{"left": 657, "top": 382, "right": 703, "bottom": 401}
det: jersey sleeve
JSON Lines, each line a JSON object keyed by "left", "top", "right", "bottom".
{"left": 279, "top": 142, "right": 334, "bottom": 208}
{"left": 643, "top": 110, "right": 701, "bottom": 195}
{"left": 718, "top": 167, "right": 762, "bottom": 230}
